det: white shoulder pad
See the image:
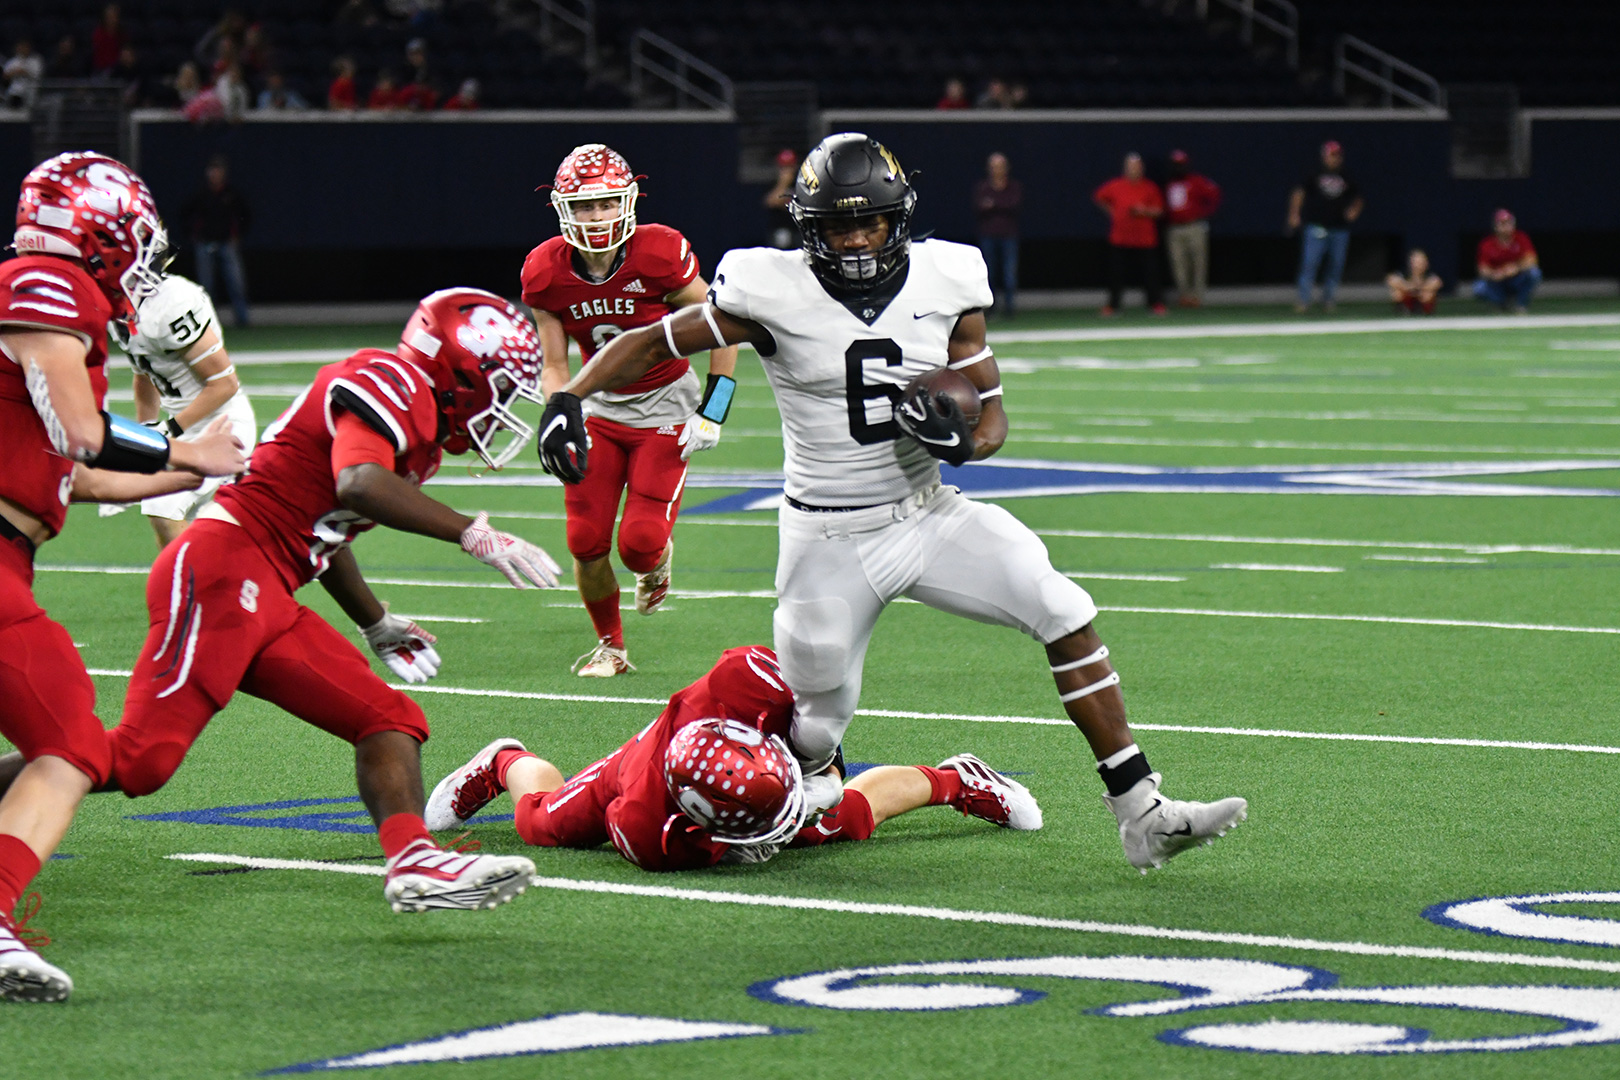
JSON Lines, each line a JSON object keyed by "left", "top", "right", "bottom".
{"left": 710, "top": 247, "right": 803, "bottom": 324}
{"left": 916, "top": 239, "right": 994, "bottom": 314}
{"left": 135, "top": 275, "right": 218, "bottom": 355}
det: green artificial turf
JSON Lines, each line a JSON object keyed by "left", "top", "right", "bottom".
{"left": 5, "top": 301, "right": 1620, "bottom": 1077}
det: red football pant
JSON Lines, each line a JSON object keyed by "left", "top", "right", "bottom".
{"left": 512, "top": 751, "right": 620, "bottom": 849}
{"left": 109, "top": 520, "right": 429, "bottom": 798}
{"left": 0, "top": 532, "right": 108, "bottom": 786}
{"left": 565, "top": 416, "right": 687, "bottom": 573}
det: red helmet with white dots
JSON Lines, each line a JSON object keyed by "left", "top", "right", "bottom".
{"left": 664, "top": 718, "right": 806, "bottom": 845}
{"left": 548, "top": 143, "right": 640, "bottom": 253}
{"left": 397, "top": 288, "right": 543, "bottom": 470}
{"left": 14, "top": 151, "right": 168, "bottom": 316}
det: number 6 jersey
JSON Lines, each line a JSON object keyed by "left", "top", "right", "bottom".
{"left": 710, "top": 239, "right": 993, "bottom": 507}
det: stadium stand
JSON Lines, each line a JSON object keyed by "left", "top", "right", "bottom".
{"left": 1, "top": 0, "right": 627, "bottom": 111}
{"left": 1297, "top": 0, "right": 1619, "bottom": 106}
{"left": 594, "top": 0, "right": 1332, "bottom": 108}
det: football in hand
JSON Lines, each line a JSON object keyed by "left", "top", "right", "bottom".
{"left": 901, "top": 367, "right": 982, "bottom": 430}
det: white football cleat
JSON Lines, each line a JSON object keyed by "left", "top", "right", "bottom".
{"left": 1102, "top": 772, "right": 1248, "bottom": 873}
{"left": 0, "top": 899, "right": 71, "bottom": 1003}
{"left": 635, "top": 541, "right": 673, "bottom": 616}
{"left": 939, "top": 753, "right": 1043, "bottom": 830}
{"left": 383, "top": 839, "right": 535, "bottom": 913}
{"left": 573, "top": 639, "right": 635, "bottom": 678}
{"left": 426, "top": 738, "right": 526, "bottom": 832}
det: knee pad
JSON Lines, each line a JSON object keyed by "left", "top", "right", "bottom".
{"left": 565, "top": 517, "right": 613, "bottom": 564}
{"left": 616, "top": 516, "right": 669, "bottom": 574}
{"left": 107, "top": 729, "right": 186, "bottom": 798}
{"left": 772, "top": 597, "right": 853, "bottom": 694}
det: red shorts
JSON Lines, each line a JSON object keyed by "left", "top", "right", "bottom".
{"left": 0, "top": 526, "right": 108, "bottom": 785}
{"left": 512, "top": 750, "right": 621, "bottom": 849}
{"left": 564, "top": 416, "right": 687, "bottom": 572}
{"left": 109, "top": 519, "right": 429, "bottom": 797}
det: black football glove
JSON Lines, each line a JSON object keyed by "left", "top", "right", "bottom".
{"left": 894, "top": 386, "right": 974, "bottom": 467}
{"left": 538, "top": 391, "right": 589, "bottom": 484}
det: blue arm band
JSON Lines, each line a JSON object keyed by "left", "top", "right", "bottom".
{"left": 698, "top": 374, "right": 736, "bottom": 424}
{"left": 90, "top": 411, "right": 171, "bottom": 474}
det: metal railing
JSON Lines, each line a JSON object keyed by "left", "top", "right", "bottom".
{"left": 523, "top": 0, "right": 596, "bottom": 71}
{"left": 1196, "top": 0, "right": 1299, "bottom": 69}
{"left": 1334, "top": 34, "right": 1446, "bottom": 113}
{"left": 629, "top": 30, "right": 734, "bottom": 112}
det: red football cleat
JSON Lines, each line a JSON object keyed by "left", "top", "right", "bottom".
{"left": 938, "top": 753, "right": 1043, "bottom": 830}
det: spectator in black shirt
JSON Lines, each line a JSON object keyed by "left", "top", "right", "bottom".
{"left": 1287, "top": 140, "right": 1363, "bottom": 313}
{"left": 48, "top": 35, "right": 87, "bottom": 79}
{"left": 182, "top": 156, "right": 252, "bottom": 327}
{"left": 974, "top": 152, "right": 1023, "bottom": 319}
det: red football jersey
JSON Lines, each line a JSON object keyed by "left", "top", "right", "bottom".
{"left": 0, "top": 255, "right": 113, "bottom": 537}
{"left": 215, "top": 349, "right": 442, "bottom": 591}
{"left": 588, "top": 646, "right": 796, "bottom": 871}
{"left": 520, "top": 222, "right": 700, "bottom": 395}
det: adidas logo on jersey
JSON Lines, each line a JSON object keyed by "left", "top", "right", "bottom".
{"left": 621, "top": 278, "right": 648, "bottom": 294}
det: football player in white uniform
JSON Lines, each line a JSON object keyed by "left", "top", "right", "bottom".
{"left": 537, "top": 133, "right": 1248, "bottom": 872}
{"left": 115, "top": 272, "right": 256, "bottom": 547}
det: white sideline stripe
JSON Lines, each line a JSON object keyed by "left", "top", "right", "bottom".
{"left": 987, "top": 313, "right": 1620, "bottom": 345}
{"left": 1365, "top": 554, "right": 1492, "bottom": 565}
{"left": 160, "top": 853, "right": 1620, "bottom": 976}
{"left": 1065, "top": 571, "right": 1187, "bottom": 582}
{"left": 91, "top": 669, "right": 1620, "bottom": 754}
{"left": 1102, "top": 605, "right": 1620, "bottom": 635}
{"left": 1036, "top": 529, "right": 1620, "bottom": 557}
{"left": 1209, "top": 563, "right": 1344, "bottom": 573}
{"left": 391, "top": 614, "right": 486, "bottom": 624}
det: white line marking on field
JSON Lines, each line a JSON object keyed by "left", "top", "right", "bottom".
{"left": 1035, "top": 529, "right": 1620, "bottom": 557}
{"left": 988, "top": 313, "right": 1620, "bottom": 345}
{"left": 391, "top": 614, "right": 486, "bottom": 624}
{"left": 1014, "top": 434, "right": 1620, "bottom": 457}
{"left": 1103, "top": 605, "right": 1620, "bottom": 635}
{"left": 1550, "top": 340, "right": 1620, "bottom": 351}
{"left": 162, "top": 853, "right": 1620, "bottom": 976}
{"left": 90, "top": 669, "right": 1620, "bottom": 753}
{"left": 1209, "top": 563, "right": 1344, "bottom": 574}
{"left": 1064, "top": 571, "right": 1187, "bottom": 582}
{"left": 1365, "top": 554, "right": 1491, "bottom": 565}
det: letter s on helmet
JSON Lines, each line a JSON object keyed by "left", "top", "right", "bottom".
{"left": 664, "top": 718, "right": 806, "bottom": 846}
{"left": 398, "top": 288, "right": 544, "bottom": 470}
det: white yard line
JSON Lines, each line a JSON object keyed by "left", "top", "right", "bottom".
{"left": 1013, "top": 434, "right": 1620, "bottom": 456}
{"left": 988, "top": 313, "right": 1620, "bottom": 345}
{"left": 1209, "top": 563, "right": 1344, "bottom": 573}
{"left": 88, "top": 668, "right": 1620, "bottom": 753}
{"left": 1365, "top": 554, "right": 1491, "bottom": 565}
{"left": 1034, "top": 529, "right": 1620, "bottom": 557}
{"left": 161, "top": 853, "right": 1620, "bottom": 976}
{"left": 1102, "top": 605, "right": 1620, "bottom": 635}
{"left": 1065, "top": 571, "right": 1187, "bottom": 582}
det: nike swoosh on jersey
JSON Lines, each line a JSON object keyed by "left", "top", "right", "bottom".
{"left": 912, "top": 311, "right": 936, "bottom": 319}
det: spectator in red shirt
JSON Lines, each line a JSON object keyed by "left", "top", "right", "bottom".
{"left": 367, "top": 70, "right": 403, "bottom": 111}
{"left": 1093, "top": 152, "right": 1165, "bottom": 316}
{"left": 974, "top": 152, "right": 1023, "bottom": 319}
{"left": 936, "top": 78, "right": 969, "bottom": 110}
{"left": 442, "top": 77, "right": 480, "bottom": 111}
{"left": 90, "top": 4, "right": 127, "bottom": 76}
{"left": 1472, "top": 208, "right": 1541, "bottom": 313}
{"left": 1163, "top": 149, "right": 1221, "bottom": 308}
{"left": 328, "top": 56, "right": 357, "bottom": 110}
{"left": 1386, "top": 248, "right": 1442, "bottom": 315}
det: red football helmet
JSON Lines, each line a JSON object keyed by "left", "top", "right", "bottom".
{"left": 548, "top": 143, "right": 639, "bottom": 253}
{"left": 14, "top": 151, "right": 168, "bottom": 316}
{"left": 664, "top": 719, "right": 806, "bottom": 846}
{"left": 397, "top": 288, "right": 543, "bottom": 470}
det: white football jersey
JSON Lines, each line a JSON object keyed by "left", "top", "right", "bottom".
{"left": 123, "top": 275, "right": 223, "bottom": 415}
{"left": 711, "top": 240, "right": 993, "bottom": 506}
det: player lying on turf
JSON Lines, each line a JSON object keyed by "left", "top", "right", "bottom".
{"left": 0, "top": 153, "right": 247, "bottom": 1002}
{"left": 425, "top": 646, "right": 1040, "bottom": 870}
{"left": 523, "top": 143, "right": 740, "bottom": 678}
{"left": 537, "top": 133, "right": 1248, "bottom": 875}
{"left": 104, "top": 268, "right": 258, "bottom": 549}
{"left": 0, "top": 288, "right": 567, "bottom": 935}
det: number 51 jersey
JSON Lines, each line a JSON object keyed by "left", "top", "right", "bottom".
{"left": 710, "top": 239, "right": 993, "bottom": 507}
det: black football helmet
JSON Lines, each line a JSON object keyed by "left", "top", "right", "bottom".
{"left": 790, "top": 132, "right": 917, "bottom": 294}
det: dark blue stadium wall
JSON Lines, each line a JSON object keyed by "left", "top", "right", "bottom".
{"left": 132, "top": 115, "right": 744, "bottom": 301}
{"left": 0, "top": 113, "right": 1603, "bottom": 301}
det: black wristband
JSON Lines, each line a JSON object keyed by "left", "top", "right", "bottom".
{"left": 164, "top": 417, "right": 184, "bottom": 437}
{"left": 697, "top": 373, "right": 736, "bottom": 424}
{"left": 88, "top": 411, "right": 171, "bottom": 474}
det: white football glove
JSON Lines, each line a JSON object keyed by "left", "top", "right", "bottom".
{"left": 719, "top": 841, "right": 782, "bottom": 866}
{"left": 360, "top": 604, "right": 441, "bottom": 684}
{"left": 460, "top": 511, "right": 562, "bottom": 589}
{"left": 802, "top": 770, "right": 845, "bottom": 816}
{"left": 677, "top": 415, "right": 722, "bottom": 461}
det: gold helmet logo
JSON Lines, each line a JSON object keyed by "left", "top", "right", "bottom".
{"left": 835, "top": 195, "right": 871, "bottom": 209}
{"left": 876, "top": 143, "right": 903, "bottom": 181}
{"left": 798, "top": 160, "right": 820, "bottom": 194}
